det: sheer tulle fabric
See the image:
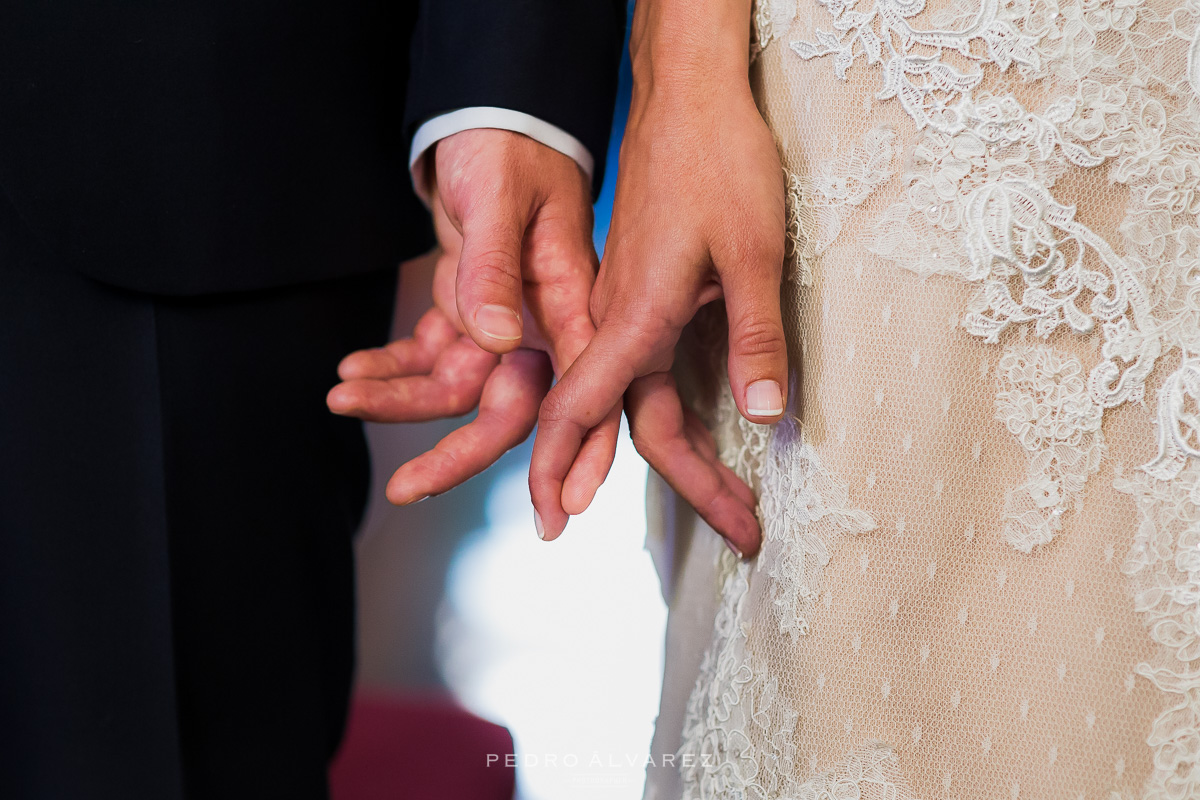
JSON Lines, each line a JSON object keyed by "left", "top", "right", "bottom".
{"left": 646, "top": 1, "right": 1200, "bottom": 797}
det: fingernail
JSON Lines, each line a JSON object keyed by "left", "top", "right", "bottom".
{"left": 746, "top": 379, "right": 784, "bottom": 417}
{"left": 534, "top": 510, "right": 546, "bottom": 540}
{"left": 475, "top": 304, "right": 523, "bottom": 341}
{"left": 724, "top": 539, "right": 744, "bottom": 559}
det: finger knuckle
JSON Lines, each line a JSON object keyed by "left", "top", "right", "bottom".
{"left": 464, "top": 253, "right": 522, "bottom": 294}
{"left": 717, "top": 217, "right": 784, "bottom": 271}
{"left": 536, "top": 392, "right": 574, "bottom": 430}
{"left": 429, "top": 447, "right": 464, "bottom": 478}
{"left": 698, "top": 492, "right": 725, "bottom": 521}
{"left": 732, "top": 318, "right": 787, "bottom": 359}
{"left": 622, "top": 301, "right": 681, "bottom": 341}
{"left": 588, "top": 286, "right": 608, "bottom": 325}
{"left": 751, "top": 228, "right": 786, "bottom": 268}
{"left": 444, "top": 389, "right": 476, "bottom": 417}
{"left": 628, "top": 426, "right": 664, "bottom": 463}
{"left": 537, "top": 395, "right": 596, "bottom": 440}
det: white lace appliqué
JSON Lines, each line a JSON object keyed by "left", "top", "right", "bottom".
{"left": 995, "top": 344, "right": 1106, "bottom": 552}
{"left": 793, "top": 742, "right": 910, "bottom": 800}
{"left": 678, "top": 556, "right": 803, "bottom": 800}
{"left": 679, "top": 420, "right": 883, "bottom": 799}
{"left": 1145, "top": 357, "right": 1200, "bottom": 482}
{"left": 1115, "top": 459, "right": 1200, "bottom": 797}
{"left": 800, "top": 0, "right": 1193, "bottom": 499}
{"left": 790, "top": 0, "right": 1041, "bottom": 129}
{"left": 753, "top": 0, "right": 800, "bottom": 59}
{"left": 759, "top": 417, "right": 878, "bottom": 640}
{"left": 669, "top": 0, "right": 1200, "bottom": 796}
{"left": 782, "top": 1, "right": 1200, "bottom": 789}
{"left": 784, "top": 126, "right": 898, "bottom": 285}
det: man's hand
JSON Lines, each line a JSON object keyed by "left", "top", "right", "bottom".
{"left": 328, "top": 130, "right": 620, "bottom": 517}
{"left": 528, "top": 0, "right": 787, "bottom": 558}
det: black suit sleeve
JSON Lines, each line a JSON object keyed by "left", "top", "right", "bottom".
{"left": 404, "top": 0, "right": 628, "bottom": 197}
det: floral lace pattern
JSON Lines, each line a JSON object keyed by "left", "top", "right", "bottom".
{"left": 678, "top": 555, "right": 803, "bottom": 799}
{"left": 790, "top": 0, "right": 1041, "bottom": 130}
{"left": 1145, "top": 357, "right": 1200, "bottom": 482}
{"left": 759, "top": 416, "right": 877, "bottom": 640}
{"left": 798, "top": 0, "right": 1198, "bottom": 539}
{"left": 792, "top": 743, "right": 911, "bottom": 800}
{"left": 752, "top": 0, "right": 780, "bottom": 59}
{"left": 1114, "top": 459, "right": 1200, "bottom": 797}
{"left": 659, "top": 0, "right": 1200, "bottom": 798}
{"left": 995, "top": 344, "right": 1106, "bottom": 552}
{"left": 679, "top": 417, "right": 881, "bottom": 798}
{"left": 784, "top": 126, "right": 898, "bottom": 285}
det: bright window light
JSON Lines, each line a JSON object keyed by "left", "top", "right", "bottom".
{"left": 438, "top": 423, "right": 667, "bottom": 800}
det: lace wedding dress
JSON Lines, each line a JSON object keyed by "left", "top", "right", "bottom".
{"left": 643, "top": 1, "right": 1200, "bottom": 797}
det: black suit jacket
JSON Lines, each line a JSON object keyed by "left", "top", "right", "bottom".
{"left": 0, "top": 1, "right": 625, "bottom": 295}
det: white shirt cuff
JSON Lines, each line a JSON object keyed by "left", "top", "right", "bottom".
{"left": 409, "top": 107, "right": 595, "bottom": 196}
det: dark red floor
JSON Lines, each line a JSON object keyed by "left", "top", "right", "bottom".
{"left": 330, "top": 691, "right": 516, "bottom": 800}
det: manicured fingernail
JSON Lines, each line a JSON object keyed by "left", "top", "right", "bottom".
{"left": 475, "top": 304, "right": 522, "bottom": 341}
{"left": 746, "top": 379, "right": 783, "bottom": 417}
{"left": 534, "top": 510, "right": 546, "bottom": 540}
{"left": 724, "top": 539, "right": 744, "bottom": 559}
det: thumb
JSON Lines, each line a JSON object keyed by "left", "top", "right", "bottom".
{"left": 723, "top": 254, "right": 789, "bottom": 423}
{"left": 525, "top": 200, "right": 601, "bottom": 374}
{"left": 455, "top": 205, "right": 529, "bottom": 355}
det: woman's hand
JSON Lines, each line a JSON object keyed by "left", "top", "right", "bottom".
{"left": 529, "top": 0, "right": 788, "bottom": 557}
{"left": 327, "top": 130, "right": 621, "bottom": 509}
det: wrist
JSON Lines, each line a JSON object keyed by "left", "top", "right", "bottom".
{"left": 630, "top": 0, "right": 752, "bottom": 92}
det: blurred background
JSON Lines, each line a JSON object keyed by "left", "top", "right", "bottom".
{"left": 345, "top": 16, "right": 670, "bottom": 800}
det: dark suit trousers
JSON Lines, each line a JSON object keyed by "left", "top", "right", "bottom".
{"left": 0, "top": 192, "right": 397, "bottom": 799}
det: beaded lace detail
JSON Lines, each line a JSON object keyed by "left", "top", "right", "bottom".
{"left": 653, "top": 1, "right": 1200, "bottom": 798}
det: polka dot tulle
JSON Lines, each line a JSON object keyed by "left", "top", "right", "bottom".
{"left": 649, "top": 1, "right": 1200, "bottom": 798}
